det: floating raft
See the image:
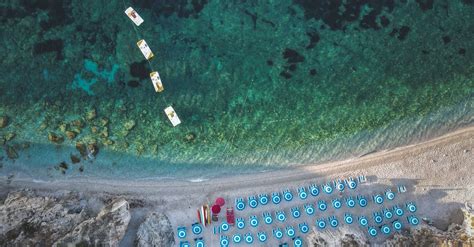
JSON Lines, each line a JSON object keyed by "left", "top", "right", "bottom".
{"left": 164, "top": 106, "right": 181, "bottom": 126}
{"left": 125, "top": 7, "right": 144, "bottom": 26}
{"left": 137, "top": 39, "right": 154, "bottom": 60}
{"left": 150, "top": 71, "right": 164, "bottom": 92}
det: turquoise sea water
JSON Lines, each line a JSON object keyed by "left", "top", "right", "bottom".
{"left": 0, "top": 0, "right": 473, "bottom": 180}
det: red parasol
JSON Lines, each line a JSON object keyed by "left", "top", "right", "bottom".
{"left": 211, "top": 204, "right": 221, "bottom": 214}
{"left": 215, "top": 197, "right": 225, "bottom": 206}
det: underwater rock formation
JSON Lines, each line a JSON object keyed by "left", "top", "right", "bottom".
{"left": 136, "top": 212, "right": 175, "bottom": 247}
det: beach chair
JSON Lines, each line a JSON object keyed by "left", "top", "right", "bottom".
{"left": 257, "top": 232, "right": 267, "bottom": 242}
{"left": 283, "top": 189, "right": 293, "bottom": 201}
{"left": 226, "top": 208, "right": 235, "bottom": 226}
{"left": 358, "top": 216, "right": 368, "bottom": 226}
{"left": 179, "top": 241, "right": 190, "bottom": 247}
{"left": 383, "top": 208, "right": 393, "bottom": 220}
{"left": 344, "top": 213, "right": 354, "bottom": 224}
{"left": 318, "top": 200, "right": 327, "bottom": 211}
{"left": 291, "top": 207, "right": 301, "bottom": 219}
{"left": 219, "top": 235, "right": 229, "bottom": 247}
{"left": 192, "top": 223, "right": 202, "bottom": 235}
{"left": 286, "top": 226, "right": 296, "bottom": 238}
{"left": 381, "top": 224, "right": 391, "bottom": 235}
{"left": 244, "top": 233, "right": 254, "bottom": 244}
{"left": 213, "top": 226, "right": 221, "bottom": 235}
{"left": 373, "top": 212, "right": 383, "bottom": 224}
{"left": 263, "top": 212, "right": 273, "bottom": 224}
{"left": 293, "top": 236, "right": 303, "bottom": 247}
{"left": 407, "top": 215, "right": 419, "bottom": 225}
{"left": 232, "top": 234, "right": 242, "bottom": 243}
{"left": 334, "top": 179, "right": 345, "bottom": 192}
{"left": 358, "top": 175, "right": 367, "bottom": 183}
{"left": 398, "top": 185, "right": 407, "bottom": 193}
{"left": 346, "top": 177, "right": 357, "bottom": 189}
{"left": 259, "top": 194, "right": 269, "bottom": 205}
{"left": 368, "top": 226, "right": 378, "bottom": 237}
{"left": 298, "top": 187, "right": 308, "bottom": 200}
{"left": 220, "top": 222, "right": 229, "bottom": 232}
{"left": 385, "top": 189, "right": 395, "bottom": 200}
{"left": 299, "top": 223, "right": 309, "bottom": 234}
{"left": 309, "top": 184, "right": 320, "bottom": 196}
{"left": 346, "top": 196, "right": 356, "bottom": 208}
{"left": 392, "top": 220, "right": 402, "bottom": 230}
{"left": 406, "top": 202, "right": 417, "bottom": 213}
{"left": 323, "top": 183, "right": 333, "bottom": 194}
{"left": 357, "top": 195, "right": 368, "bottom": 207}
{"left": 236, "top": 218, "right": 245, "bottom": 229}
{"left": 373, "top": 194, "right": 384, "bottom": 205}
{"left": 249, "top": 215, "right": 259, "bottom": 227}
{"left": 304, "top": 204, "right": 315, "bottom": 215}
{"left": 317, "top": 218, "right": 327, "bottom": 229}
{"left": 272, "top": 192, "right": 281, "bottom": 204}
{"left": 248, "top": 196, "right": 258, "bottom": 208}
{"left": 393, "top": 205, "right": 404, "bottom": 216}
{"left": 329, "top": 216, "right": 339, "bottom": 228}
{"left": 235, "top": 198, "right": 245, "bottom": 211}
{"left": 177, "top": 226, "right": 187, "bottom": 239}
{"left": 332, "top": 198, "right": 342, "bottom": 209}
{"left": 276, "top": 211, "right": 286, "bottom": 222}
{"left": 273, "top": 228, "right": 284, "bottom": 239}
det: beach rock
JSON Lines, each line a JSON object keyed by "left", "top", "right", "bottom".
{"left": 0, "top": 115, "right": 9, "bottom": 128}
{"left": 87, "top": 143, "right": 99, "bottom": 158}
{"left": 4, "top": 132, "right": 15, "bottom": 141}
{"left": 0, "top": 190, "right": 87, "bottom": 246}
{"left": 76, "top": 142, "right": 87, "bottom": 157}
{"left": 71, "top": 119, "right": 85, "bottom": 128}
{"left": 58, "top": 122, "right": 68, "bottom": 132}
{"left": 54, "top": 198, "right": 131, "bottom": 246}
{"left": 185, "top": 132, "right": 196, "bottom": 142}
{"left": 86, "top": 108, "right": 97, "bottom": 121}
{"left": 48, "top": 132, "right": 64, "bottom": 144}
{"left": 65, "top": 130, "right": 77, "bottom": 140}
{"left": 100, "top": 117, "right": 109, "bottom": 127}
{"left": 6, "top": 145, "right": 19, "bottom": 159}
{"left": 70, "top": 154, "right": 81, "bottom": 164}
{"left": 136, "top": 212, "right": 175, "bottom": 247}
{"left": 124, "top": 120, "right": 136, "bottom": 131}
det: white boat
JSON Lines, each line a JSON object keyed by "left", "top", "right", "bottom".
{"left": 124, "top": 7, "right": 144, "bottom": 26}
{"left": 137, "top": 39, "right": 154, "bottom": 60}
{"left": 164, "top": 106, "right": 181, "bottom": 126}
{"left": 149, "top": 71, "right": 164, "bottom": 92}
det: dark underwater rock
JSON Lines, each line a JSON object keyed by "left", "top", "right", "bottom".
{"left": 33, "top": 39, "right": 64, "bottom": 60}
{"left": 0, "top": 115, "right": 9, "bottom": 128}
{"left": 283, "top": 48, "right": 305, "bottom": 64}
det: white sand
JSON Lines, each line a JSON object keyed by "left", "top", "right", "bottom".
{"left": 1, "top": 126, "right": 473, "bottom": 245}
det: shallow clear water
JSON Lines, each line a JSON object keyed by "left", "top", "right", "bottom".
{"left": 0, "top": 0, "right": 473, "bottom": 180}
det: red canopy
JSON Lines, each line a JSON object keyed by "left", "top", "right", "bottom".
{"left": 215, "top": 197, "right": 225, "bottom": 206}
{"left": 211, "top": 204, "right": 221, "bottom": 214}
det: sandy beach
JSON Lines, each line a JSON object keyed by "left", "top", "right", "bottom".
{"left": 1, "top": 126, "right": 473, "bottom": 245}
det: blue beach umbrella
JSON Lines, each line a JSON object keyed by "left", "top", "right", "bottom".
{"left": 259, "top": 194, "right": 269, "bottom": 205}
{"left": 249, "top": 215, "right": 259, "bottom": 227}
{"left": 248, "top": 196, "right": 258, "bottom": 208}
{"left": 393, "top": 205, "right": 404, "bottom": 216}
{"left": 309, "top": 184, "right": 320, "bottom": 196}
{"left": 244, "top": 233, "right": 253, "bottom": 244}
{"left": 298, "top": 187, "right": 308, "bottom": 200}
{"left": 291, "top": 207, "right": 301, "bottom": 219}
{"left": 179, "top": 241, "right": 190, "bottom": 247}
{"left": 373, "top": 212, "right": 383, "bottom": 224}
{"left": 236, "top": 218, "right": 245, "bottom": 229}
{"left": 346, "top": 177, "right": 357, "bottom": 189}
{"left": 332, "top": 198, "right": 342, "bottom": 209}
{"left": 283, "top": 189, "right": 293, "bottom": 201}
{"left": 358, "top": 216, "right": 368, "bottom": 226}
{"left": 385, "top": 189, "right": 395, "bottom": 200}
{"left": 334, "top": 179, "right": 345, "bottom": 192}
{"left": 406, "top": 202, "right": 417, "bottom": 213}
{"left": 263, "top": 212, "right": 273, "bottom": 224}
{"left": 195, "top": 238, "right": 205, "bottom": 247}
{"left": 323, "top": 183, "right": 333, "bottom": 194}
{"left": 220, "top": 222, "right": 229, "bottom": 232}
{"left": 344, "top": 213, "right": 354, "bottom": 224}
{"left": 220, "top": 235, "right": 229, "bottom": 247}
{"left": 273, "top": 228, "right": 283, "bottom": 239}
{"left": 304, "top": 204, "right": 315, "bottom": 215}
{"left": 318, "top": 200, "right": 327, "bottom": 211}
{"left": 276, "top": 211, "right": 286, "bottom": 222}
{"left": 257, "top": 232, "right": 267, "bottom": 242}
{"left": 383, "top": 208, "right": 393, "bottom": 220}
{"left": 329, "top": 216, "right": 339, "bottom": 228}
{"left": 299, "top": 222, "right": 309, "bottom": 234}
{"left": 235, "top": 198, "right": 245, "bottom": 211}
{"left": 368, "top": 226, "right": 378, "bottom": 237}
{"left": 407, "top": 215, "right": 419, "bottom": 225}
{"left": 272, "top": 192, "right": 281, "bottom": 204}
{"left": 286, "top": 226, "right": 296, "bottom": 238}
{"left": 317, "top": 218, "right": 327, "bottom": 229}
{"left": 346, "top": 196, "right": 356, "bottom": 208}
{"left": 177, "top": 226, "right": 187, "bottom": 239}
{"left": 393, "top": 220, "right": 402, "bottom": 230}
{"left": 357, "top": 195, "right": 368, "bottom": 207}
{"left": 293, "top": 236, "right": 303, "bottom": 247}
{"left": 192, "top": 223, "right": 202, "bottom": 235}
{"left": 373, "top": 194, "right": 384, "bottom": 205}
{"left": 232, "top": 234, "right": 242, "bottom": 243}
{"left": 381, "top": 225, "right": 391, "bottom": 234}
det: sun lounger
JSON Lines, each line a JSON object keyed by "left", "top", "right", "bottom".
{"left": 304, "top": 204, "right": 315, "bottom": 215}
{"left": 286, "top": 226, "right": 296, "bottom": 238}
{"left": 393, "top": 205, "right": 404, "bottom": 216}
{"left": 406, "top": 202, "right": 417, "bottom": 213}
{"left": 358, "top": 175, "right": 367, "bottom": 183}
{"left": 137, "top": 39, "right": 154, "bottom": 60}
{"left": 298, "top": 187, "right": 308, "bottom": 200}
{"left": 259, "top": 194, "right": 269, "bottom": 205}
{"left": 407, "top": 215, "right": 419, "bottom": 225}
{"left": 357, "top": 195, "right": 368, "bottom": 207}
{"left": 263, "top": 212, "right": 273, "bottom": 224}
{"left": 329, "top": 216, "right": 339, "bottom": 228}
{"left": 272, "top": 192, "right": 281, "bottom": 204}
{"left": 317, "top": 218, "right": 327, "bottom": 229}
{"left": 344, "top": 213, "right": 353, "bottom": 224}
{"left": 381, "top": 224, "right": 391, "bottom": 234}
{"left": 232, "top": 234, "right": 242, "bottom": 243}
{"left": 244, "top": 233, "right": 253, "bottom": 244}
{"left": 177, "top": 226, "right": 187, "bottom": 239}
{"left": 299, "top": 223, "right": 309, "bottom": 234}
{"left": 124, "top": 7, "right": 144, "bottom": 26}
{"left": 257, "top": 232, "right": 267, "bottom": 242}
{"left": 236, "top": 218, "right": 245, "bottom": 229}
{"left": 309, "top": 184, "right": 320, "bottom": 196}
{"left": 179, "top": 241, "right": 190, "bottom": 247}
{"left": 248, "top": 196, "right": 258, "bottom": 208}
{"left": 149, "top": 71, "right": 164, "bottom": 92}
{"left": 385, "top": 189, "right": 395, "bottom": 200}
{"left": 293, "top": 236, "right": 303, "bottom": 247}
{"left": 346, "top": 177, "right": 357, "bottom": 189}
{"left": 249, "top": 215, "right": 259, "bottom": 227}
{"left": 393, "top": 220, "right": 402, "bottom": 230}
{"left": 398, "top": 185, "right": 407, "bottom": 193}
{"left": 164, "top": 106, "right": 181, "bottom": 126}
{"left": 283, "top": 189, "right": 293, "bottom": 201}
{"left": 358, "top": 216, "right": 368, "bottom": 226}
{"left": 346, "top": 196, "right": 356, "bottom": 208}
{"left": 273, "top": 228, "right": 283, "bottom": 239}
{"left": 323, "top": 183, "right": 333, "bottom": 194}
{"left": 291, "top": 207, "right": 301, "bottom": 218}
{"left": 368, "top": 226, "right": 378, "bottom": 237}
{"left": 332, "top": 199, "right": 342, "bottom": 209}
{"left": 373, "top": 212, "right": 383, "bottom": 224}
{"left": 220, "top": 235, "right": 229, "bottom": 247}
{"left": 235, "top": 198, "right": 245, "bottom": 211}
{"left": 192, "top": 223, "right": 202, "bottom": 235}
{"left": 334, "top": 180, "right": 345, "bottom": 192}
{"left": 383, "top": 208, "right": 393, "bottom": 219}
{"left": 213, "top": 226, "right": 220, "bottom": 235}
{"left": 276, "top": 211, "right": 286, "bottom": 222}
{"left": 373, "top": 194, "right": 384, "bottom": 205}
{"left": 220, "top": 222, "right": 229, "bottom": 232}
{"left": 318, "top": 200, "right": 327, "bottom": 211}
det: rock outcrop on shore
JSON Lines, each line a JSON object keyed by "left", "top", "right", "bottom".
{"left": 136, "top": 212, "right": 175, "bottom": 247}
